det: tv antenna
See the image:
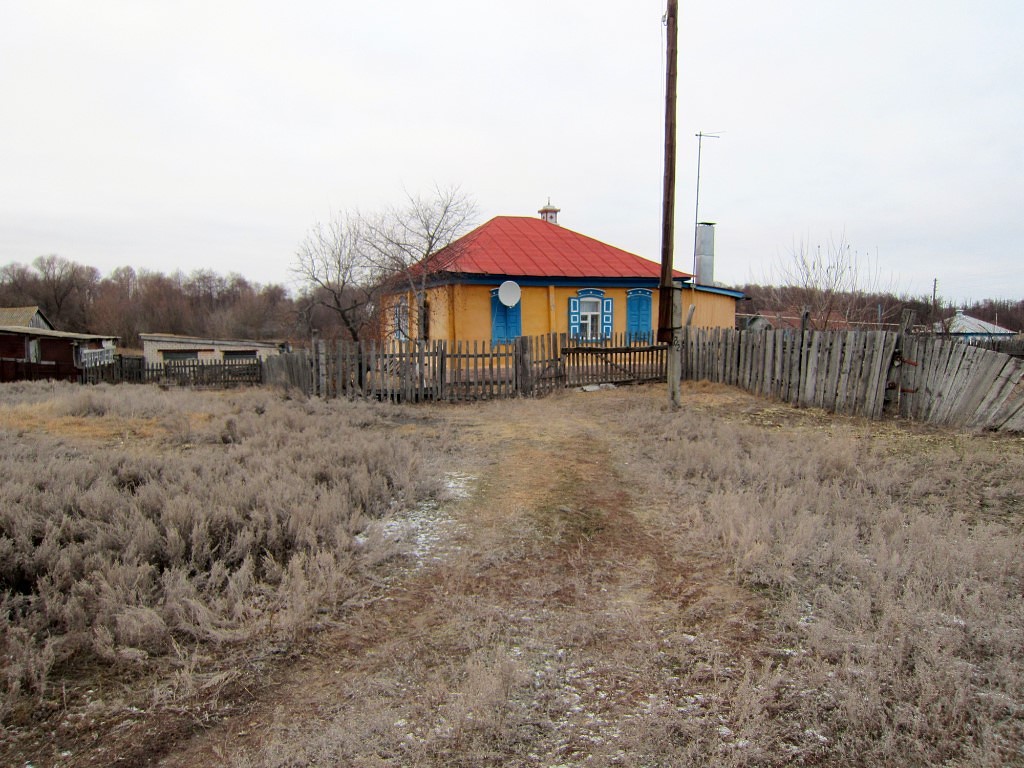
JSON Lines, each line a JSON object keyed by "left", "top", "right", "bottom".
{"left": 693, "top": 131, "right": 722, "bottom": 278}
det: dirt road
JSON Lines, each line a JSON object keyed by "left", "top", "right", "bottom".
{"left": 156, "top": 386, "right": 766, "bottom": 766}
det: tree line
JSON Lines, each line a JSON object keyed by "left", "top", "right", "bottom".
{"left": 0, "top": 257, "right": 298, "bottom": 348}
{"left": 2, "top": 190, "right": 1019, "bottom": 347}
{"left": 0, "top": 186, "right": 478, "bottom": 349}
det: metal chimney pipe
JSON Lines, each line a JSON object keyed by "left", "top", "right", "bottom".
{"left": 695, "top": 222, "right": 715, "bottom": 285}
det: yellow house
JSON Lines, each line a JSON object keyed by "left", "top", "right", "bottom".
{"left": 383, "top": 204, "right": 743, "bottom": 344}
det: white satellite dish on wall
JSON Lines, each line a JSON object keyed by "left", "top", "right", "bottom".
{"left": 497, "top": 280, "right": 521, "bottom": 307}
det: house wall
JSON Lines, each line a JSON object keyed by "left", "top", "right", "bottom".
{"left": 384, "top": 283, "right": 737, "bottom": 343}
{"left": 0, "top": 333, "right": 27, "bottom": 359}
{"left": 38, "top": 338, "right": 77, "bottom": 365}
{"left": 0, "top": 332, "right": 94, "bottom": 364}
{"left": 681, "top": 288, "right": 737, "bottom": 330}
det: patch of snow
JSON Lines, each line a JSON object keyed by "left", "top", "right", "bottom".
{"left": 377, "top": 472, "right": 474, "bottom": 568}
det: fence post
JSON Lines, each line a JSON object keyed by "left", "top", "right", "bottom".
{"left": 884, "top": 309, "right": 916, "bottom": 416}
{"left": 515, "top": 337, "right": 532, "bottom": 396}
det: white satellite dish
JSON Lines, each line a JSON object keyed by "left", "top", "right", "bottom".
{"left": 497, "top": 280, "right": 521, "bottom": 307}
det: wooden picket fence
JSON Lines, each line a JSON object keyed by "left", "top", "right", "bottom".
{"left": 291, "top": 333, "right": 666, "bottom": 403}
{"left": 82, "top": 358, "right": 262, "bottom": 387}
{"left": 262, "top": 327, "right": 1024, "bottom": 432}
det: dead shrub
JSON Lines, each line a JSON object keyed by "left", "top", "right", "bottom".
{"left": 0, "top": 382, "right": 445, "bottom": 725}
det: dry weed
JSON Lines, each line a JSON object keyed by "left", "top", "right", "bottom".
{"left": 606, "top": 395, "right": 1024, "bottom": 765}
{"left": 0, "top": 381, "right": 446, "bottom": 735}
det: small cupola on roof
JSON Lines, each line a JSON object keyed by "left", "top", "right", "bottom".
{"left": 538, "top": 199, "right": 560, "bottom": 225}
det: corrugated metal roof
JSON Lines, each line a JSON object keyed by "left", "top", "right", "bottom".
{"left": 0, "top": 325, "right": 116, "bottom": 341}
{"left": 0, "top": 306, "right": 52, "bottom": 328}
{"left": 937, "top": 310, "right": 1016, "bottom": 336}
{"left": 429, "top": 216, "right": 690, "bottom": 280}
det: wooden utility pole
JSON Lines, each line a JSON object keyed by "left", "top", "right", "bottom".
{"left": 658, "top": 0, "right": 679, "bottom": 343}
{"left": 658, "top": 0, "right": 681, "bottom": 406}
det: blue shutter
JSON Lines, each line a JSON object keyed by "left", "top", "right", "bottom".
{"left": 507, "top": 300, "right": 522, "bottom": 341}
{"left": 602, "top": 298, "right": 613, "bottom": 338}
{"left": 626, "top": 290, "right": 652, "bottom": 340}
{"left": 569, "top": 297, "right": 581, "bottom": 338}
{"left": 491, "top": 289, "right": 522, "bottom": 344}
{"left": 491, "top": 291, "right": 506, "bottom": 344}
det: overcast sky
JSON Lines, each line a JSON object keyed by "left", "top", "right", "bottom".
{"left": 2, "top": 1, "right": 1021, "bottom": 303}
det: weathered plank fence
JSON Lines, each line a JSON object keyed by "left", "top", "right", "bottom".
{"left": 300, "top": 333, "right": 667, "bottom": 402}
{"left": 899, "top": 335, "right": 1024, "bottom": 430}
{"left": 681, "top": 327, "right": 898, "bottom": 419}
{"left": 680, "top": 327, "right": 1024, "bottom": 431}
{"left": 88, "top": 327, "right": 1020, "bottom": 432}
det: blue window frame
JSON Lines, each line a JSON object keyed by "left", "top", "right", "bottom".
{"left": 490, "top": 288, "right": 521, "bottom": 344}
{"left": 569, "top": 289, "right": 613, "bottom": 340}
{"left": 626, "top": 289, "right": 653, "bottom": 341}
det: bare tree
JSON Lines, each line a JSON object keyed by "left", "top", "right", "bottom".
{"left": 291, "top": 186, "right": 477, "bottom": 342}
{"left": 363, "top": 185, "right": 477, "bottom": 339}
{"left": 763, "top": 235, "right": 896, "bottom": 330}
{"left": 291, "top": 213, "right": 377, "bottom": 341}
{"left": 0, "top": 255, "right": 100, "bottom": 331}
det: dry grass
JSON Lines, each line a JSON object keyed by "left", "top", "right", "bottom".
{"left": 605, "top": 389, "right": 1024, "bottom": 765}
{"left": 3, "top": 381, "right": 1023, "bottom": 767}
{"left": 0, "top": 381, "right": 450, "bottom": 761}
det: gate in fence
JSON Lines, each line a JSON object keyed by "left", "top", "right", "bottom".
{"left": 297, "top": 334, "right": 667, "bottom": 402}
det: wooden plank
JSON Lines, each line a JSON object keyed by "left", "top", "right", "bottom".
{"left": 814, "top": 331, "right": 829, "bottom": 408}
{"left": 956, "top": 348, "right": 1012, "bottom": 428}
{"left": 823, "top": 331, "right": 844, "bottom": 410}
{"left": 800, "top": 332, "right": 820, "bottom": 407}
{"left": 921, "top": 337, "right": 952, "bottom": 421}
{"left": 911, "top": 335, "right": 935, "bottom": 421}
{"left": 852, "top": 332, "right": 878, "bottom": 418}
{"left": 997, "top": 395, "right": 1024, "bottom": 432}
{"left": 752, "top": 330, "right": 762, "bottom": 393}
{"left": 771, "top": 330, "right": 783, "bottom": 399}
{"left": 950, "top": 345, "right": 1000, "bottom": 426}
{"left": 788, "top": 331, "right": 803, "bottom": 405}
{"left": 897, "top": 335, "right": 918, "bottom": 419}
{"left": 929, "top": 342, "right": 969, "bottom": 424}
{"left": 860, "top": 332, "right": 884, "bottom": 418}
{"left": 969, "top": 358, "right": 1023, "bottom": 428}
{"left": 840, "top": 333, "right": 860, "bottom": 416}
{"left": 866, "top": 331, "right": 899, "bottom": 419}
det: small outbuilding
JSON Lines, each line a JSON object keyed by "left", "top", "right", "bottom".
{"left": 0, "top": 306, "right": 55, "bottom": 330}
{"left": 139, "top": 333, "right": 290, "bottom": 365}
{"left": 0, "top": 325, "right": 118, "bottom": 382}
{"left": 936, "top": 309, "right": 1017, "bottom": 342}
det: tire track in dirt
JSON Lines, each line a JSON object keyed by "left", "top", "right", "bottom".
{"left": 157, "top": 391, "right": 765, "bottom": 766}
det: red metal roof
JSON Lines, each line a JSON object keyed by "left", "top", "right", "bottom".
{"left": 431, "top": 216, "right": 690, "bottom": 280}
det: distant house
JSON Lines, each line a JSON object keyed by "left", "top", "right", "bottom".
{"left": 0, "top": 306, "right": 55, "bottom": 330}
{"left": 139, "top": 334, "right": 290, "bottom": 364}
{"left": 936, "top": 309, "right": 1017, "bottom": 342}
{"left": 0, "top": 325, "right": 118, "bottom": 383}
{"left": 381, "top": 203, "right": 743, "bottom": 344}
